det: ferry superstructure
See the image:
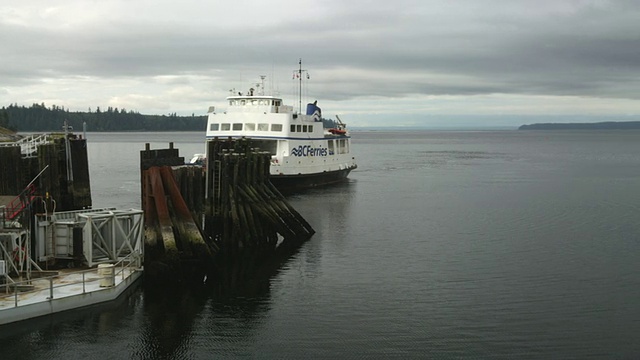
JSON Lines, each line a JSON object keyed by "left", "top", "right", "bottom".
{"left": 204, "top": 65, "right": 357, "bottom": 192}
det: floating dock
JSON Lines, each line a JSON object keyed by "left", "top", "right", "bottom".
{"left": 0, "top": 207, "right": 144, "bottom": 326}
{"left": 0, "top": 258, "right": 141, "bottom": 326}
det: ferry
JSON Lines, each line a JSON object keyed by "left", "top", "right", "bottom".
{"left": 204, "top": 61, "right": 357, "bottom": 192}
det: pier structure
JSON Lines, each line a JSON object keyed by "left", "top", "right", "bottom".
{"left": 140, "top": 138, "right": 315, "bottom": 287}
{"left": 33, "top": 208, "right": 144, "bottom": 267}
{"left": 140, "top": 143, "right": 214, "bottom": 281}
{"left": 0, "top": 210, "right": 142, "bottom": 327}
{"left": 1, "top": 130, "right": 93, "bottom": 276}
{"left": 1, "top": 130, "right": 143, "bottom": 326}
{"left": 0, "top": 131, "right": 91, "bottom": 211}
{"left": 1, "top": 131, "right": 92, "bottom": 281}
{"left": 204, "top": 138, "right": 315, "bottom": 289}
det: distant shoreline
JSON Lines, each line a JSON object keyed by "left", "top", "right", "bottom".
{"left": 519, "top": 121, "right": 640, "bottom": 130}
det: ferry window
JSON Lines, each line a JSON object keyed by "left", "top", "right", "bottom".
{"left": 221, "top": 123, "right": 231, "bottom": 131}
{"left": 210, "top": 123, "right": 219, "bottom": 131}
{"left": 296, "top": 125, "right": 302, "bottom": 132}
{"left": 308, "top": 125, "right": 313, "bottom": 132}
{"left": 229, "top": 100, "right": 233, "bottom": 106}
{"left": 290, "top": 124, "right": 296, "bottom": 132}
{"left": 240, "top": 100, "right": 246, "bottom": 105}
{"left": 247, "top": 139, "right": 277, "bottom": 155}
{"left": 245, "top": 123, "right": 256, "bottom": 131}
{"left": 257, "top": 123, "right": 269, "bottom": 131}
{"left": 339, "top": 139, "right": 347, "bottom": 154}
{"left": 302, "top": 125, "right": 308, "bottom": 132}
{"left": 271, "top": 124, "right": 283, "bottom": 132}
{"left": 328, "top": 140, "right": 334, "bottom": 154}
{"left": 233, "top": 123, "right": 243, "bottom": 131}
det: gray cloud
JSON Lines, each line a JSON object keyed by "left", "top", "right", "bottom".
{"left": 2, "top": 0, "right": 640, "bottom": 121}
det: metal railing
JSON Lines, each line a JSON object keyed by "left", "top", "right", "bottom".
{"left": 0, "top": 252, "right": 142, "bottom": 309}
{"left": 0, "top": 133, "right": 51, "bottom": 158}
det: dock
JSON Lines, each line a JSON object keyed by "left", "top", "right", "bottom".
{"left": 0, "top": 206, "right": 145, "bottom": 325}
{"left": 1, "top": 130, "right": 317, "bottom": 324}
{"left": 0, "top": 257, "right": 141, "bottom": 326}
{"left": 141, "top": 138, "right": 315, "bottom": 289}
{"left": 1, "top": 130, "right": 144, "bottom": 326}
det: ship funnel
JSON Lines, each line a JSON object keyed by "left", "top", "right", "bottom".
{"left": 306, "top": 101, "right": 322, "bottom": 122}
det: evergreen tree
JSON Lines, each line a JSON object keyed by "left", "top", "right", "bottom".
{"left": 1, "top": 103, "right": 206, "bottom": 132}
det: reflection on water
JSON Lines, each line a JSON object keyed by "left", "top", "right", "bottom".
{"left": 0, "top": 280, "right": 142, "bottom": 359}
{"left": 2, "top": 130, "right": 640, "bottom": 358}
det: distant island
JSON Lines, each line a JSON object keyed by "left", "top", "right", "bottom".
{"left": 519, "top": 121, "right": 640, "bottom": 130}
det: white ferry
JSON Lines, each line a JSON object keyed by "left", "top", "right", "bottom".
{"left": 204, "top": 63, "right": 357, "bottom": 192}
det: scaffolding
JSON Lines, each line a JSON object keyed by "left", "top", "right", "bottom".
{"left": 35, "top": 208, "right": 144, "bottom": 268}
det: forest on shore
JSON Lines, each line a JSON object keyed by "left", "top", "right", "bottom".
{"left": 0, "top": 103, "right": 207, "bottom": 132}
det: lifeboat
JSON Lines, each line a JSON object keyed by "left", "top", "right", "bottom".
{"left": 328, "top": 128, "right": 347, "bottom": 135}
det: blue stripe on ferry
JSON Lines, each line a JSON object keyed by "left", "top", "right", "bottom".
{"left": 205, "top": 135, "right": 350, "bottom": 141}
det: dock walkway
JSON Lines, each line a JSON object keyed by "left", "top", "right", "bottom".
{"left": 0, "top": 262, "right": 142, "bottom": 326}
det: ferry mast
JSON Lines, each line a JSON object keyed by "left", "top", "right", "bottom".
{"left": 294, "top": 58, "right": 309, "bottom": 114}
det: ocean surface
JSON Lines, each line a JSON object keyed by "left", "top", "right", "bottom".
{"left": 1, "top": 129, "right": 640, "bottom": 359}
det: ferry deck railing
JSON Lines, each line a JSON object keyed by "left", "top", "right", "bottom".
{"left": 0, "top": 252, "right": 142, "bottom": 309}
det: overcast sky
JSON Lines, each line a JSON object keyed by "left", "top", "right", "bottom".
{"left": 2, "top": 0, "right": 640, "bottom": 127}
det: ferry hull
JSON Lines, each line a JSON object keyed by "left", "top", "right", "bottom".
{"left": 269, "top": 166, "right": 356, "bottom": 193}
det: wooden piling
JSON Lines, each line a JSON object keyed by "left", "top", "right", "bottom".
{"left": 140, "top": 144, "right": 215, "bottom": 281}
{"left": 159, "top": 166, "right": 213, "bottom": 258}
{"left": 140, "top": 139, "right": 315, "bottom": 288}
{"left": 0, "top": 146, "right": 22, "bottom": 194}
{"left": 201, "top": 138, "right": 315, "bottom": 289}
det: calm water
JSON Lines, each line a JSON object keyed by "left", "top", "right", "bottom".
{"left": 1, "top": 130, "right": 640, "bottom": 359}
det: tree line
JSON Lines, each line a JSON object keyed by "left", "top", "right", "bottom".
{"left": 0, "top": 108, "right": 14, "bottom": 132}
{"left": 1, "top": 103, "right": 207, "bottom": 132}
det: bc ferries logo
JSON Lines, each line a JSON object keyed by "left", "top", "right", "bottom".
{"left": 291, "top": 145, "right": 328, "bottom": 157}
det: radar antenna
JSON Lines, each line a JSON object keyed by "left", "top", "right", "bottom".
{"left": 258, "top": 75, "right": 266, "bottom": 95}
